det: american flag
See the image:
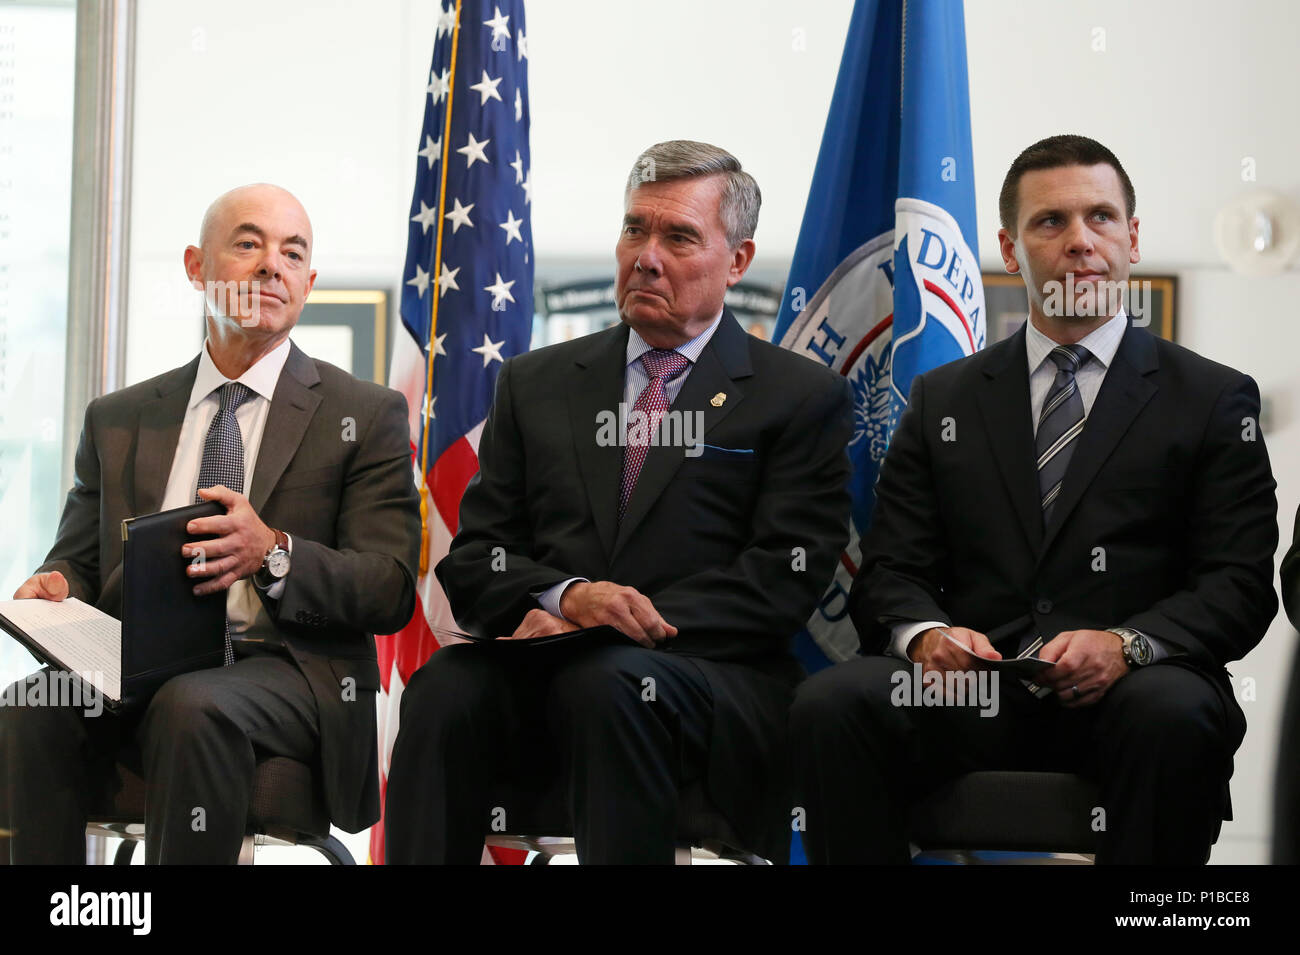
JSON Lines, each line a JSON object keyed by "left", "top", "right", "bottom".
{"left": 372, "top": 0, "right": 533, "bottom": 865}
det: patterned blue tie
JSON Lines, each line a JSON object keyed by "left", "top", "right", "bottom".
{"left": 195, "top": 382, "right": 255, "bottom": 666}
{"left": 1036, "top": 344, "right": 1090, "bottom": 525}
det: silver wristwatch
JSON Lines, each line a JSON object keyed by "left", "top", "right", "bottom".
{"left": 1108, "top": 627, "right": 1153, "bottom": 668}
{"left": 256, "top": 528, "right": 291, "bottom": 586}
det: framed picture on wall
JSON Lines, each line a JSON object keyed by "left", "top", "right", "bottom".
{"left": 981, "top": 273, "right": 1177, "bottom": 344}
{"left": 295, "top": 289, "right": 390, "bottom": 384}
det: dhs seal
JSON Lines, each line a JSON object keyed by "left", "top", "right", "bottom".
{"left": 778, "top": 200, "right": 984, "bottom": 663}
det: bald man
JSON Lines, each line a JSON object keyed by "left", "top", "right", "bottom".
{"left": 0, "top": 185, "right": 421, "bottom": 864}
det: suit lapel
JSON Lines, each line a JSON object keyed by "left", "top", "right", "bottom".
{"left": 249, "top": 341, "right": 322, "bottom": 512}
{"left": 973, "top": 327, "right": 1043, "bottom": 553}
{"left": 568, "top": 324, "right": 630, "bottom": 560}
{"left": 1038, "top": 323, "right": 1158, "bottom": 557}
{"left": 611, "top": 310, "right": 751, "bottom": 561}
{"left": 132, "top": 357, "right": 200, "bottom": 515}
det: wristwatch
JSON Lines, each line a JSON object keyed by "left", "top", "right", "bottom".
{"left": 1108, "top": 627, "right": 1153, "bottom": 668}
{"left": 256, "top": 528, "right": 291, "bottom": 587}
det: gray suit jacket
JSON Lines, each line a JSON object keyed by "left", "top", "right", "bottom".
{"left": 39, "top": 341, "right": 421, "bottom": 832}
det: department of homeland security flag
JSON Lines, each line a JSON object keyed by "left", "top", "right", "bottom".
{"left": 372, "top": 0, "right": 533, "bottom": 865}
{"left": 774, "top": 0, "right": 984, "bottom": 671}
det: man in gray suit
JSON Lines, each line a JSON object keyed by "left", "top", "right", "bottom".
{"left": 0, "top": 184, "right": 421, "bottom": 863}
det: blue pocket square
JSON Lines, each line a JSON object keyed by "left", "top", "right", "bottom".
{"left": 700, "top": 445, "right": 755, "bottom": 454}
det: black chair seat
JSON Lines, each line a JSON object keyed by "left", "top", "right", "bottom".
{"left": 87, "top": 756, "right": 351, "bottom": 863}
{"left": 909, "top": 771, "right": 1100, "bottom": 854}
{"left": 485, "top": 777, "right": 758, "bottom": 861}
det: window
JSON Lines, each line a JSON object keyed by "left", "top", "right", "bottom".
{"left": 0, "top": 0, "right": 76, "bottom": 685}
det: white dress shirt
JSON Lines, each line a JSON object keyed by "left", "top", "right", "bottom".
{"left": 161, "top": 337, "right": 293, "bottom": 640}
{"left": 535, "top": 310, "right": 726, "bottom": 620}
{"left": 889, "top": 309, "right": 1136, "bottom": 660}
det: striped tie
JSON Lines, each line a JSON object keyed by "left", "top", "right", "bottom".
{"left": 1036, "top": 344, "right": 1090, "bottom": 524}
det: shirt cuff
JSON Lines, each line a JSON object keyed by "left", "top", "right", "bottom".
{"left": 534, "top": 577, "right": 588, "bottom": 620}
{"left": 889, "top": 620, "right": 950, "bottom": 660}
{"left": 1135, "top": 630, "right": 1172, "bottom": 663}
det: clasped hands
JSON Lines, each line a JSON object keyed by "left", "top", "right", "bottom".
{"left": 909, "top": 625, "right": 1129, "bottom": 708}
{"left": 503, "top": 580, "right": 677, "bottom": 649}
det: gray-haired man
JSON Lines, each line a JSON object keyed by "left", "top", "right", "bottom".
{"left": 385, "top": 141, "right": 853, "bottom": 864}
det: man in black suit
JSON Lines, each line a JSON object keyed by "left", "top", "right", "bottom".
{"left": 385, "top": 141, "right": 853, "bottom": 864}
{"left": 0, "top": 184, "right": 421, "bottom": 863}
{"left": 790, "top": 135, "right": 1278, "bottom": 864}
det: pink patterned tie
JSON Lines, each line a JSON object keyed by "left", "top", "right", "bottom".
{"left": 619, "top": 348, "right": 690, "bottom": 520}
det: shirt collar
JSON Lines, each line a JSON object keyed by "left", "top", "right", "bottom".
{"left": 189, "top": 336, "right": 293, "bottom": 410}
{"left": 1025, "top": 307, "right": 1128, "bottom": 374}
{"left": 625, "top": 309, "right": 724, "bottom": 369}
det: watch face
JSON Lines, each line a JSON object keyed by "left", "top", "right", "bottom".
{"left": 1131, "top": 634, "right": 1153, "bottom": 666}
{"left": 266, "top": 550, "right": 290, "bottom": 578}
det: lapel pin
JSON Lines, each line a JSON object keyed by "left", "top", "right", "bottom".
{"left": 711, "top": 392, "right": 727, "bottom": 407}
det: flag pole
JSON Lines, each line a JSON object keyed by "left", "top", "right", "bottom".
{"left": 418, "top": 0, "right": 463, "bottom": 575}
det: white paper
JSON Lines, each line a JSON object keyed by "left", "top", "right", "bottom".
{"left": 0, "top": 597, "right": 122, "bottom": 701}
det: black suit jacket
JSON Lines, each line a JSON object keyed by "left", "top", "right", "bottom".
{"left": 38, "top": 342, "right": 422, "bottom": 832}
{"left": 852, "top": 321, "right": 1277, "bottom": 740}
{"left": 436, "top": 309, "right": 853, "bottom": 855}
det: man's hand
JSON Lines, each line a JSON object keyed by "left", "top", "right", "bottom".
{"left": 1037, "top": 629, "right": 1128, "bottom": 708}
{"left": 182, "top": 485, "right": 276, "bottom": 596}
{"left": 559, "top": 581, "right": 678, "bottom": 649}
{"left": 13, "top": 571, "right": 69, "bottom": 601}
{"left": 501, "top": 608, "right": 580, "bottom": 641}
{"left": 909, "top": 626, "right": 1001, "bottom": 676}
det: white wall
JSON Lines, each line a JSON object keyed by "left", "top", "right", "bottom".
{"left": 125, "top": 0, "right": 1300, "bottom": 862}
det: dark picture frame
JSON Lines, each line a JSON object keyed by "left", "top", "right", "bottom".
{"left": 296, "top": 289, "right": 390, "bottom": 384}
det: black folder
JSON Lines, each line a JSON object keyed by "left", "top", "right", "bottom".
{"left": 435, "top": 624, "right": 635, "bottom": 653}
{"left": 117, "top": 500, "right": 227, "bottom": 709}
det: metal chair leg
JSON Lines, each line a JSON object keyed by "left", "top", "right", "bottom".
{"left": 113, "top": 839, "right": 138, "bottom": 865}
{"left": 297, "top": 833, "right": 356, "bottom": 865}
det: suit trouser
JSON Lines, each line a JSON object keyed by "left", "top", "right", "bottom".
{"left": 385, "top": 642, "right": 719, "bottom": 865}
{"left": 790, "top": 656, "right": 1237, "bottom": 864}
{"left": 0, "top": 652, "right": 318, "bottom": 864}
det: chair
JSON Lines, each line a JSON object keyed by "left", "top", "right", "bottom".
{"left": 85, "top": 756, "right": 355, "bottom": 865}
{"left": 908, "top": 770, "right": 1101, "bottom": 862}
{"left": 1274, "top": 639, "right": 1300, "bottom": 863}
{"left": 483, "top": 777, "right": 769, "bottom": 865}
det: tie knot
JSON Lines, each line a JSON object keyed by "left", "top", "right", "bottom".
{"left": 1048, "top": 344, "right": 1090, "bottom": 375}
{"left": 216, "top": 381, "right": 256, "bottom": 414}
{"left": 640, "top": 349, "right": 690, "bottom": 381}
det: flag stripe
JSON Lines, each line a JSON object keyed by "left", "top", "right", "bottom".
{"left": 371, "top": 0, "right": 533, "bottom": 865}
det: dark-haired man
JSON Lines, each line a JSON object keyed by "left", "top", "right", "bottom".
{"left": 791, "top": 135, "right": 1277, "bottom": 864}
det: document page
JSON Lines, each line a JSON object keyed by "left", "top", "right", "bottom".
{"left": 0, "top": 597, "right": 122, "bottom": 701}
